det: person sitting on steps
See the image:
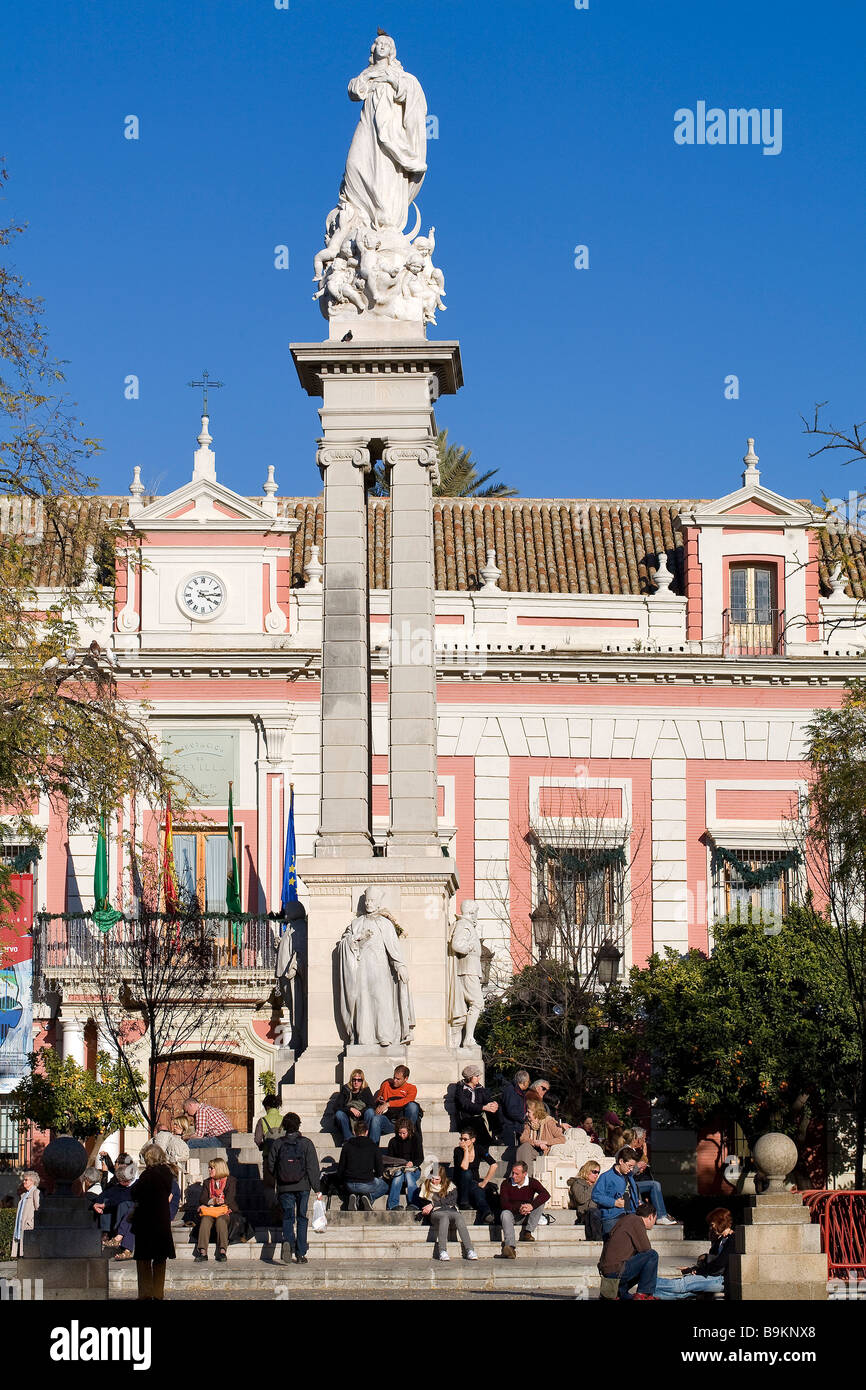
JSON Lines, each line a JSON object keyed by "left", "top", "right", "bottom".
{"left": 194, "top": 1157, "right": 238, "bottom": 1263}
{"left": 452, "top": 1127, "right": 499, "bottom": 1224}
{"left": 498, "top": 1160, "right": 550, "bottom": 1258}
{"left": 385, "top": 1115, "right": 424, "bottom": 1211}
{"left": 337, "top": 1118, "right": 388, "bottom": 1210}
{"left": 334, "top": 1068, "right": 377, "bottom": 1145}
{"left": 369, "top": 1064, "right": 420, "bottom": 1144}
{"left": 654, "top": 1207, "right": 733, "bottom": 1299}
{"left": 598, "top": 1200, "right": 658, "bottom": 1300}
{"left": 412, "top": 1162, "right": 478, "bottom": 1262}
{"left": 592, "top": 1146, "right": 641, "bottom": 1236}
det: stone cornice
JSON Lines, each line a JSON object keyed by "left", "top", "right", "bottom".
{"left": 291, "top": 340, "right": 463, "bottom": 398}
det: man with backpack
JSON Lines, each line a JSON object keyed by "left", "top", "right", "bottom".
{"left": 254, "top": 1093, "right": 283, "bottom": 1200}
{"left": 267, "top": 1112, "right": 322, "bottom": 1265}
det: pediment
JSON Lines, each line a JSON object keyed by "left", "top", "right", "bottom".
{"left": 129, "top": 478, "right": 295, "bottom": 530}
{"left": 683, "top": 482, "right": 817, "bottom": 527}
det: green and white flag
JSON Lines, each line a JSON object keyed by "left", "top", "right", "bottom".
{"left": 226, "top": 783, "right": 242, "bottom": 946}
{"left": 93, "top": 814, "right": 123, "bottom": 933}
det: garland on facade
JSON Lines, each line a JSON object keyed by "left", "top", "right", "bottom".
{"left": 35, "top": 908, "right": 295, "bottom": 924}
{"left": 537, "top": 845, "right": 627, "bottom": 875}
{"left": 8, "top": 846, "right": 40, "bottom": 872}
{"left": 710, "top": 843, "right": 801, "bottom": 888}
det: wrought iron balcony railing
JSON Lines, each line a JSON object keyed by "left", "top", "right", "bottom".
{"left": 722, "top": 607, "right": 785, "bottom": 656}
{"left": 32, "top": 912, "right": 277, "bottom": 992}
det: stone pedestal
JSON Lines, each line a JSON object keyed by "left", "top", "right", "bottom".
{"left": 727, "top": 1134, "right": 827, "bottom": 1301}
{"left": 18, "top": 1137, "right": 108, "bottom": 1300}
{"left": 727, "top": 1192, "right": 828, "bottom": 1301}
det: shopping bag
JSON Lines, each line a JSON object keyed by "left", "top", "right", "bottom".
{"left": 311, "top": 1197, "right": 328, "bottom": 1233}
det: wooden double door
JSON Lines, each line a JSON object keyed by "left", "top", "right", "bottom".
{"left": 151, "top": 1053, "right": 253, "bottom": 1134}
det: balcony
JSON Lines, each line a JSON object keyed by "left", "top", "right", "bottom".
{"left": 722, "top": 607, "right": 785, "bottom": 656}
{"left": 32, "top": 912, "right": 278, "bottom": 999}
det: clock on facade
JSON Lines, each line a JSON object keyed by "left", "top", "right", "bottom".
{"left": 179, "top": 573, "right": 226, "bottom": 619}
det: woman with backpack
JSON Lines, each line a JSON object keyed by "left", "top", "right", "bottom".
{"left": 267, "top": 1112, "right": 322, "bottom": 1266}
{"left": 254, "top": 1093, "right": 284, "bottom": 1195}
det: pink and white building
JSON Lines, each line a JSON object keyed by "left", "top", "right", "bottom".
{"left": 5, "top": 423, "right": 866, "bottom": 1185}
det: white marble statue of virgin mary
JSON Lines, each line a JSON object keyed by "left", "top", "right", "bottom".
{"left": 339, "top": 32, "right": 427, "bottom": 233}
{"left": 338, "top": 885, "right": 415, "bottom": 1047}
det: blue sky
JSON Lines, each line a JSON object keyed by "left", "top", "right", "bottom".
{"left": 2, "top": 0, "right": 864, "bottom": 508}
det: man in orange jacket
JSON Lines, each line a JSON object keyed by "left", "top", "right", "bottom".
{"left": 369, "top": 1064, "right": 420, "bottom": 1143}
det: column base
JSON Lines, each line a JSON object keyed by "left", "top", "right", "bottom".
{"left": 314, "top": 832, "right": 375, "bottom": 859}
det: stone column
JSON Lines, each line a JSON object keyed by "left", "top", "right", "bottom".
{"left": 728, "top": 1133, "right": 828, "bottom": 1301}
{"left": 384, "top": 441, "right": 441, "bottom": 857}
{"left": 59, "top": 1016, "right": 85, "bottom": 1066}
{"left": 314, "top": 443, "right": 374, "bottom": 858}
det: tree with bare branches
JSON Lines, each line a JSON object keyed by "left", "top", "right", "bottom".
{"left": 478, "top": 778, "right": 651, "bottom": 1119}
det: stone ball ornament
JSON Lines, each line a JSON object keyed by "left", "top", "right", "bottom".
{"left": 43, "top": 1135, "right": 89, "bottom": 1194}
{"left": 752, "top": 1131, "right": 798, "bottom": 1191}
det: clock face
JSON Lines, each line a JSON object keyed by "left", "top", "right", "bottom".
{"left": 181, "top": 573, "right": 225, "bottom": 618}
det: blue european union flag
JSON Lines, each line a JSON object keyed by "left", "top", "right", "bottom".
{"left": 281, "top": 784, "right": 298, "bottom": 915}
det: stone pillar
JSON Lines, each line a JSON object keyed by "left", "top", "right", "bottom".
{"left": 59, "top": 1016, "right": 85, "bottom": 1066}
{"left": 727, "top": 1133, "right": 828, "bottom": 1301}
{"left": 314, "top": 443, "right": 374, "bottom": 858}
{"left": 384, "top": 441, "right": 441, "bottom": 857}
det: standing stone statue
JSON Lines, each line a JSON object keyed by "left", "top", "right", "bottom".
{"left": 338, "top": 885, "right": 415, "bottom": 1046}
{"left": 448, "top": 900, "right": 484, "bottom": 1047}
{"left": 313, "top": 31, "right": 445, "bottom": 327}
{"left": 274, "top": 905, "right": 306, "bottom": 1050}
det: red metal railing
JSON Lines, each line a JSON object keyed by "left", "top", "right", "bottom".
{"left": 802, "top": 1190, "right": 866, "bottom": 1290}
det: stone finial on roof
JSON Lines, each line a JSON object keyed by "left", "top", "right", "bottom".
{"left": 652, "top": 551, "right": 675, "bottom": 593}
{"left": 262, "top": 465, "right": 279, "bottom": 517}
{"left": 479, "top": 547, "right": 502, "bottom": 593}
{"left": 828, "top": 561, "right": 849, "bottom": 597}
{"left": 304, "top": 543, "right": 323, "bottom": 591}
{"left": 742, "top": 437, "right": 760, "bottom": 488}
{"left": 192, "top": 415, "right": 216, "bottom": 482}
{"left": 128, "top": 465, "right": 145, "bottom": 517}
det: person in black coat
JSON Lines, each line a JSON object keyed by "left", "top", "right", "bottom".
{"left": 385, "top": 1116, "right": 424, "bottom": 1210}
{"left": 499, "top": 1069, "right": 530, "bottom": 1167}
{"left": 128, "top": 1146, "right": 176, "bottom": 1301}
{"left": 454, "top": 1066, "right": 500, "bottom": 1147}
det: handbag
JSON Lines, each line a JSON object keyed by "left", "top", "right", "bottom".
{"left": 200, "top": 1203, "right": 230, "bottom": 1219}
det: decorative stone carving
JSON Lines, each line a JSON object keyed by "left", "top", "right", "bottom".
{"left": 479, "top": 548, "right": 502, "bottom": 593}
{"left": 313, "top": 33, "right": 445, "bottom": 329}
{"left": 382, "top": 442, "right": 439, "bottom": 486}
{"left": 652, "top": 552, "right": 675, "bottom": 593}
{"left": 43, "top": 1136, "right": 88, "bottom": 1196}
{"left": 337, "top": 885, "right": 415, "bottom": 1046}
{"left": 316, "top": 444, "right": 371, "bottom": 475}
{"left": 304, "top": 544, "right": 324, "bottom": 591}
{"left": 274, "top": 904, "right": 306, "bottom": 1050}
{"left": 448, "top": 899, "right": 484, "bottom": 1047}
{"left": 752, "top": 1131, "right": 798, "bottom": 1192}
{"left": 828, "top": 561, "right": 848, "bottom": 597}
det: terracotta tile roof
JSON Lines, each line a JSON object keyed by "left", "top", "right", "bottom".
{"left": 5, "top": 493, "right": 866, "bottom": 599}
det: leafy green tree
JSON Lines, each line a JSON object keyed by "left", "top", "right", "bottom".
{"left": 12, "top": 1048, "right": 143, "bottom": 1150}
{"left": 803, "top": 680, "right": 866, "bottom": 1184}
{"left": 0, "top": 163, "right": 182, "bottom": 916}
{"left": 370, "top": 429, "right": 518, "bottom": 498}
{"left": 630, "top": 907, "right": 859, "bottom": 1182}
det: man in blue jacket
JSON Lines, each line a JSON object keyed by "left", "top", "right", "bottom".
{"left": 498, "top": 1069, "right": 530, "bottom": 1168}
{"left": 592, "top": 1147, "right": 641, "bottom": 1235}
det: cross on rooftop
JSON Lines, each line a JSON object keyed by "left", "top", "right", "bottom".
{"left": 187, "top": 370, "right": 224, "bottom": 416}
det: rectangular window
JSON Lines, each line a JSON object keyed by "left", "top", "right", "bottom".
{"left": 537, "top": 846, "right": 625, "bottom": 976}
{"left": 0, "top": 1097, "right": 21, "bottom": 1165}
{"left": 725, "top": 564, "right": 782, "bottom": 654}
{"left": 712, "top": 847, "right": 799, "bottom": 924}
{"left": 168, "top": 828, "right": 242, "bottom": 913}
